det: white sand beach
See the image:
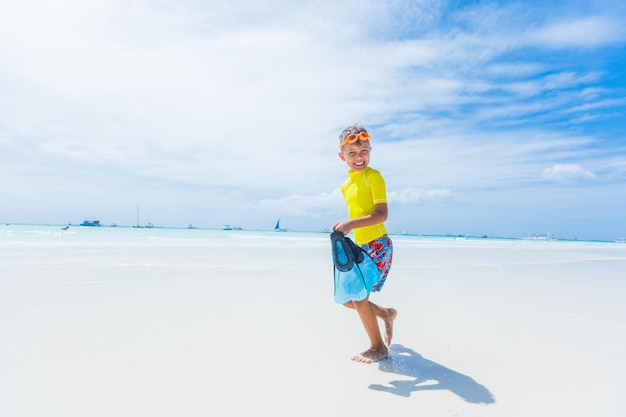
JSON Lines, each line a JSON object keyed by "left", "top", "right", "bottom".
{"left": 1, "top": 226, "right": 625, "bottom": 417}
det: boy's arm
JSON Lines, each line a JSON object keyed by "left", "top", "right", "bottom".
{"left": 332, "top": 203, "right": 388, "bottom": 236}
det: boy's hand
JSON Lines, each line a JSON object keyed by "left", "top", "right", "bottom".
{"left": 332, "top": 221, "right": 352, "bottom": 236}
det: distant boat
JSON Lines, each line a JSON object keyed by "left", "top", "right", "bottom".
{"left": 132, "top": 205, "right": 154, "bottom": 228}
{"left": 522, "top": 231, "right": 554, "bottom": 240}
{"left": 274, "top": 218, "right": 287, "bottom": 232}
{"left": 223, "top": 224, "right": 242, "bottom": 231}
{"left": 80, "top": 219, "right": 101, "bottom": 227}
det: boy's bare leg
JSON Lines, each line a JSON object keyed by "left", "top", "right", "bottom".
{"left": 377, "top": 306, "right": 397, "bottom": 346}
{"left": 344, "top": 301, "right": 397, "bottom": 346}
{"left": 349, "top": 297, "right": 389, "bottom": 363}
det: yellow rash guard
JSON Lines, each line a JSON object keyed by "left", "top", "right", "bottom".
{"left": 341, "top": 166, "right": 388, "bottom": 245}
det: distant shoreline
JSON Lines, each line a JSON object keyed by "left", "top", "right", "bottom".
{"left": 2, "top": 222, "right": 624, "bottom": 244}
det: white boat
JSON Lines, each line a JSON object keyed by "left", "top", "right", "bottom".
{"left": 522, "top": 231, "right": 555, "bottom": 240}
{"left": 223, "top": 224, "right": 242, "bottom": 231}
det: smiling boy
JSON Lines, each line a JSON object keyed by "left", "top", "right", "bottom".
{"left": 332, "top": 124, "right": 397, "bottom": 363}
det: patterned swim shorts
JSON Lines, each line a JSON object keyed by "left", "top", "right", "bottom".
{"left": 361, "top": 236, "right": 393, "bottom": 292}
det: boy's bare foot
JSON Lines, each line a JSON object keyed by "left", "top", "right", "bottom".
{"left": 384, "top": 308, "right": 397, "bottom": 346}
{"left": 351, "top": 347, "right": 389, "bottom": 364}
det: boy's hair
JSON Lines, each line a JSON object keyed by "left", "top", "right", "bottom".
{"left": 339, "top": 124, "right": 369, "bottom": 146}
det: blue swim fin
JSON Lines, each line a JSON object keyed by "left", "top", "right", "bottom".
{"left": 331, "top": 231, "right": 381, "bottom": 304}
{"left": 331, "top": 230, "right": 353, "bottom": 271}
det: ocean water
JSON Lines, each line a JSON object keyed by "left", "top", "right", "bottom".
{"left": 2, "top": 224, "right": 626, "bottom": 272}
{"left": 3, "top": 223, "right": 625, "bottom": 296}
{"left": 0, "top": 225, "right": 336, "bottom": 295}
{"left": 0, "top": 224, "right": 327, "bottom": 263}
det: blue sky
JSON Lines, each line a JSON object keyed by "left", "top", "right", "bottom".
{"left": 1, "top": 0, "right": 625, "bottom": 240}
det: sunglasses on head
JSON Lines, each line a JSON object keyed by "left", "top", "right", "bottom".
{"left": 338, "top": 131, "right": 371, "bottom": 148}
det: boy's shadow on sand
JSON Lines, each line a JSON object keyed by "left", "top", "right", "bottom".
{"left": 370, "top": 344, "right": 495, "bottom": 404}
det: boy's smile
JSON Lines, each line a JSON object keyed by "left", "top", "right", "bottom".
{"left": 339, "top": 142, "right": 371, "bottom": 172}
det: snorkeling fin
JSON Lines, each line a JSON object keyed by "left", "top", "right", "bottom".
{"left": 330, "top": 230, "right": 381, "bottom": 304}
{"left": 331, "top": 230, "right": 354, "bottom": 271}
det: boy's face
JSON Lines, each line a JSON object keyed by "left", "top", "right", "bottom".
{"left": 338, "top": 142, "right": 371, "bottom": 171}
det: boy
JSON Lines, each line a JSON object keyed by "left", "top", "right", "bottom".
{"left": 332, "top": 124, "right": 397, "bottom": 364}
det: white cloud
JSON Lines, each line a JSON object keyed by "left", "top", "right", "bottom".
{"left": 527, "top": 16, "right": 626, "bottom": 48}
{"left": 543, "top": 164, "right": 597, "bottom": 181}
{"left": 256, "top": 189, "right": 344, "bottom": 218}
{"left": 388, "top": 188, "right": 452, "bottom": 204}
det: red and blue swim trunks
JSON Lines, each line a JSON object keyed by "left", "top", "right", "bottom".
{"left": 361, "top": 235, "right": 393, "bottom": 292}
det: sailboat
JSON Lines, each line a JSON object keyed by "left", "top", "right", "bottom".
{"left": 132, "top": 205, "right": 153, "bottom": 228}
{"left": 274, "top": 218, "right": 287, "bottom": 232}
{"left": 133, "top": 205, "right": 143, "bottom": 228}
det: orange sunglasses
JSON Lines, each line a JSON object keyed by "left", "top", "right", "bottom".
{"left": 338, "top": 131, "right": 371, "bottom": 148}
